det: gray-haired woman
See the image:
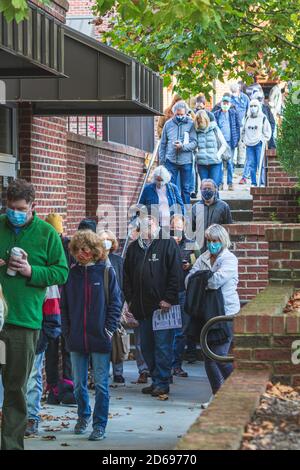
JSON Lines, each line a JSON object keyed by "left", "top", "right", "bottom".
{"left": 185, "top": 224, "right": 240, "bottom": 399}
{"left": 139, "top": 165, "right": 184, "bottom": 227}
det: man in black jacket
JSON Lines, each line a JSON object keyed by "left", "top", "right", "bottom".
{"left": 123, "top": 215, "right": 181, "bottom": 397}
{"left": 191, "top": 179, "right": 232, "bottom": 248}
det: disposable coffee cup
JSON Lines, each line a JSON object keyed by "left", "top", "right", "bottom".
{"left": 7, "top": 247, "right": 23, "bottom": 277}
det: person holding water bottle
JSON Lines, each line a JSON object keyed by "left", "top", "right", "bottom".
{"left": 0, "top": 179, "right": 69, "bottom": 450}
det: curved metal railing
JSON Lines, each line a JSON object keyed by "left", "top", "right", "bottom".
{"left": 200, "top": 315, "right": 236, "bottom": 363}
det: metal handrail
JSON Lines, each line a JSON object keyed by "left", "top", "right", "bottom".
{"left": 200, "top": 315, "right": 235, "bottom": 363}
{"left": 121, "top": 139, "right": 161, "bottom": 258}
{"left": 257, "top": 140, "right": 267, "bottom": 187}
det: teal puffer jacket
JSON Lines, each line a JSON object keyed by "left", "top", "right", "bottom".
{"left": 195, "top": 122, "right": 222, "bottom": 166}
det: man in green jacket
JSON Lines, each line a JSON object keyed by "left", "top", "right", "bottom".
{"left": 0, "top": 179, "right": 69, "bottom": 450}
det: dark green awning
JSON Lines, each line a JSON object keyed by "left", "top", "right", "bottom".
{"left": 0, "top": 2, "right": 65, "bottom": 78}
{"left": 4, "top": 25, "right": 163, "bottom": 116}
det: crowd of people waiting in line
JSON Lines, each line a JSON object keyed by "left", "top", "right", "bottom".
{"left": 157, "top": 81, "right": 282, "bottom": 199}
{"left": 0, "top": 175, "right": 239, "bottom": 449}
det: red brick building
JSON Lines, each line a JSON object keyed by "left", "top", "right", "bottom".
{"left": 0, "top": 0, "right": 162, "bottom": 235}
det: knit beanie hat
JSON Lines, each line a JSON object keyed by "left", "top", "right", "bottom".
{"left": 45, "top": 213, "right": 64, "bottom": 234}
{"left": 78, "top": 218, "right": 97, "bottom": 233}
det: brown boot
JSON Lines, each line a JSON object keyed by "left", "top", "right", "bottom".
{"left": 137, "top": 372, "right": 149, "bottom": 384}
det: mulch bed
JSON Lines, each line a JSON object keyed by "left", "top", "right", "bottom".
{"left": 241, "top": 382, "right": 300, "bottom": 450}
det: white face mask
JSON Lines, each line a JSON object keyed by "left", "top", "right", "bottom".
{"left": 250, "top": 105, "right": 259, "bottom": 117}
{"left": 103, "top": 240, "right": 112, "bottom": 251}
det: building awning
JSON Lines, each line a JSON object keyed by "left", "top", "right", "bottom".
{"left": 0, "top": 2, "right": 65, "bottom": 78}
{"left": 4, "top": 25, "right": 163, "bottom": 116}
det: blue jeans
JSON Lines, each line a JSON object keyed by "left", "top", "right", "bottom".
{"left": 204, "top": 338, "right": 233, "bottom": 395}
{"left": 71, "top": 352, "right": 110, "bottom": 431}
{"left": 219, "top": 159, "right": 234, "bottom": 185}
{"left": 139, "top": 317, "right": 175, "bottom": 391}
{"left": 112, "top": 362, "right": 123, "bottom": 376}
{"left": 246, "top": 142, "right": 264, "bottom": 186}
{"left": 197, "top": 163, "right": 222, "bottom": 187}
{"left": 134, "top": 327, "right": 149, "bottom": 374}
{"left": 26, "top": 352, "right": 45, "bottom": 422}
{"left": 242, "top": 156, "right": 251, "bottom": 179}
{"left": 165, "top": 160, "right": 192, "bottom": 204}
{"left": 173, "top": 291, "right": 190, "bottom": 369}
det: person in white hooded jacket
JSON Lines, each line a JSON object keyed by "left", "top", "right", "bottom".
{"left": 185, "top": 224, "right": 239, "bottom": 399}
{"left": 241, "top": 98, "right": 272, "bottom": 186}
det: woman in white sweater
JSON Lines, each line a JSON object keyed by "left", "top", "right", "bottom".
{"left": 185, "top": 224, "right": 239, "bottom": 398}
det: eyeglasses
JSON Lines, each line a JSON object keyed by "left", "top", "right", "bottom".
{"left": 247, "top": 125, "right": 258, "bottom": 130}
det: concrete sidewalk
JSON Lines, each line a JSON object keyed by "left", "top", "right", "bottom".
{"left": 24, "top": 361, "right": 211, "bottom": 450}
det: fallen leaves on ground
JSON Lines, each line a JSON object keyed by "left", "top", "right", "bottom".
{"left": 241, "top": 383, "right": 300, "bottom": 450}
{"left": 157, "top": 394, "right": 169, "bottom": 401}
{"left": 42, "top": 435, "right": 57, "bottom": 441}
{"left": 283, "top": 290, "right": 300, "bottom": 313}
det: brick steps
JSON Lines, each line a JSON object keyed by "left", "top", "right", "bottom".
{"left": 231, "top": 210, "right": 253, "bottom": 222}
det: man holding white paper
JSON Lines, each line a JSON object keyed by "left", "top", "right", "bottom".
{"left": 123, "top": 215, "right": 181, "bottom": 398}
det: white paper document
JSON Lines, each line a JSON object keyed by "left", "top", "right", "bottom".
{"left": 152, "top": 305, "right": 182, "bottom": 331}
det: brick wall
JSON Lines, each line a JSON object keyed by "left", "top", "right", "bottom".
{"left": 267, "top": 149, "right": 298, "bottom": 187}
{"left": 18, "top": 105, "right": 146, "bottom": 236}
{"left": 234, "top": 285, "right": 300, "bottom": 386}
{"left": 66, "top": 140, "right": 86, "bottom": 233}
{"left": 31, "top": 0, "right": 69, "bottom": 22}
{"left": 19, "top": 103, "right": 68, "bottom": 220}
{"left": 252, "top": 149, "right": 300, "bottom": 223}
{"left": 225, "top": 223, "right": 273, "bottom": 303}
{"left": 266, "top": 226, "right": 300, "bottom": 287}
{"left": 234, "top": 226, "right": 300, "bottom": 386}
{"left": 251, "top": 187, "right": 300, "bottom": 223}
{"left": 66, "top": 133, "right": 146, "bottom": 237}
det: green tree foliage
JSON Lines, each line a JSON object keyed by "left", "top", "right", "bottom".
{"left": 0, "top": 0, "right": 49, "bottom": 22}
{"left": 3, "top": 1, "right": 300, "bottom": 95}
{"left": 92, "top": 0, "right": 300, "bottom": 96}
{"left": 277, "top": 87, "right": 300, "bottom": 183}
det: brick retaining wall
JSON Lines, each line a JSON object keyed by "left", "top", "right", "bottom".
{"left": 176, "top": 370, "right": 270, "bottom": 450}
{"left": 18, "top": 105, "right": 147, "bottom": 235}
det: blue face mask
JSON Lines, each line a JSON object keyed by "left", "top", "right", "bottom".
{"left": 207, "top": 241, "right": 223, "bottom": 255}
{"left": 176, "top": 115, "right": 185, "bottom": 123}
{"left": 201, "top": 189, "right": 215, "bottom": 201}
{"left": 6, "top": 208, "right": 29, "bottom": 227}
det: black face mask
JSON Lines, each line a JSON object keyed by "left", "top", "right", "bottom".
{"left": 201, "top": 189, "right": 215, "bottom": 201}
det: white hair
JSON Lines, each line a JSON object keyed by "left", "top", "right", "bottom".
{"left": 172, "top": 100, "right": 189, "bottom": 114}
{"left": 205, "top": 224, "right": 231, "bottom": 249}
{"left": 230, "top": 82, "right": 240, "bottom": 94}
{"left": 152, "top": 165, "right": 171, "bottom": 184}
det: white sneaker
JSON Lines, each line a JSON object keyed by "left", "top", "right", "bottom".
{"left": 200, "top": 395, "right": 214, "bottom": 409}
